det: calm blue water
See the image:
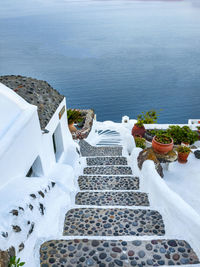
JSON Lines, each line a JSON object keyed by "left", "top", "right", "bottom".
{"left": 0, "top": 0, "right": 200, "bottom": 123}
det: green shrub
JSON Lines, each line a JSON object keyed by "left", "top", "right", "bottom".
{"left": 8, "top": 256, "right": 25, "bottom": 267}
{"left": 136, "top": 110, "right": 159, "bottom": 127}
{"left": 166, "top": 125, "right": 198, "bottom": 145}
{"left": 134, "top": 136, "right": 146, "bottom": 149}
{"left": 67, "top": 109, "right": 83, "bottom": 124}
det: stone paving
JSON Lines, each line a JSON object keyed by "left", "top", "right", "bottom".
{"left": 40, "top": 140, "right": 200, "bottom": 266}
{"left": 86, "top": 157, "right": 128, "bottom": 166}
{"left": 75, "top": 192, "right": 149, "bottom": 206}
{"left": 84, "top": 166, "right": 132, "bottom": 175}
{"left": 79, "top": 140, "right": 122, "bottom": 157}
{"left": 63, "top": 208, "right": 165, "bottom": 236}
{"left": 78, "top": 176, "right": 139, "bottom": 190}
{"left": 40, "top": 239, "right": 200, "bottom": 267}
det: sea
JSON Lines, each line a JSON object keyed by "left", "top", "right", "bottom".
{"left": 0, "top": 0, "right": 200, "bottom": 123}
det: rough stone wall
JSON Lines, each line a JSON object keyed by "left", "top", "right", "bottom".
{"left": 71, "top": 109, "right": 94, "bottom": 140}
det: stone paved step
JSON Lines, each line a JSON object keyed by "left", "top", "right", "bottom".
{"left": 40, "top": 239, "right": 200, "bottom": 266}
{"left": 84, "top": 166, "right": 132, "bottom": 175}
{"left": 78, "top": 175, "right": 140, "bottom": 191}
{"left": 86, "top": 157, "right": 128, "bottom": 166}
{"left": 63, "top": 208, "right": 165, "bottom": 236}
{"left": 78, "top": 176, "right": 139, "bottom": 190}
{"left": 75, "top": 192, "right": 149, "bottom": 206}
{"left": 79, "top": 140, "right": 122, "bottom": 157}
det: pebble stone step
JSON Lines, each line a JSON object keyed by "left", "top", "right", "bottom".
{"left": 86, "top": 157, "right": 128, "bottom": 166}
{"left": 40, "top": 239, "right": 200, "bottom": 267}
{"left": 63, "top": 208, "right": 165, "bottom": 236}
{"left": 75, "top": 192, "right": 149, "bottom": 206}
{"left": 79, "top": 140, "right": 122, "bottom": 157}
{"left": 84, "top": 166, "right": 132, "bottom": 175}
{"left": 78, "top": 176, "right": 139, "bottom": 190}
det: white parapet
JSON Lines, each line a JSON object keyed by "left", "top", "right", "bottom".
{"left": 188, "top": 119, "right": 200, "bottom": 125}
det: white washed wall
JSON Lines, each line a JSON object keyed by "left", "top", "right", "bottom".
{"left": 0, "top": 84, "right": 74, "bottom": 188}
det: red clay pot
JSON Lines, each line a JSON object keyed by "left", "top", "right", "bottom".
{"left": 152, "top": 136, "right": 173, "bottom": 154}
{"left": 132, "top": 124, "right": 145, "bottom": 137}
{"left": 178, "top": 152, "right": 190, "bottom": 164}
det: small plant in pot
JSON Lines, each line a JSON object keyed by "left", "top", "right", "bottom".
{"left": 132, "top": 110, "right": 159, "bottom": 137}
{"left": 152, "top": 134, "right": 173, "bottom": 154}
{"left": 132, "top": 120, "right": 145, "bottom": 137}
{"left": 177, "top": 145, "right": 191, "bottom": 164}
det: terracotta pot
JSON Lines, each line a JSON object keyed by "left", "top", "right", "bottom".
{"left": 178, "top": 152, "right": 190, "bottom": 164}
{"left": 68, "top": 123, "right": 77, "bottom": 133}
{"left": 132, "top": 124, "right": 145, "bottom": 137}
{"left": 152, "top": 136, "right": 173, "bottom": 154}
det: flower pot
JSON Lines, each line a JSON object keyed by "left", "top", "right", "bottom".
{"left": 152, "top": 136, "right": 173, "bottom": 154}
{"left": 178, "top": 152, "right": 190, "bottom": 163}
{"left": 132, "top": 124, "right": 145, "bottom": 137}
{"left": 68, "top": 123, "right": 77, "bottom": 133}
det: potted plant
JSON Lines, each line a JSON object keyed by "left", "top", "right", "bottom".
{"left": 177, "top": 145, "right": 191, "bottom": 164}
{"left": 132, "top": 110, "right": 158, "bottom": 137}
{"left": 132, "top": 119, "right": 145, "bottom": 137}
{"left": 134, "top": 136, "right": 146, "bottom": 149}
{"left": 152, "top": 134, "right": 173, "bottom": 154}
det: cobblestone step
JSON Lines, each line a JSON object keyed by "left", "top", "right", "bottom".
{"left": 78, "top": 175, "right": 139, "bottom": 191}
{"left": 40, "top": 239, "right": 200, "bottom": 266}
{"left": 63, "top": 208, "right": 165, "bottom": 236}
{"left": 75, "top": 192, "right": 149, "bottom": 206}
{"left": 84, "top": 166, "right": 132, "bottom": 175}
{"left": 79, "top": 140, "right": 122, "bottom": 157}
{"left": 86, "top": 157, "right": 128, "bottom": 166}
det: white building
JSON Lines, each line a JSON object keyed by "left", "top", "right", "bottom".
{"left": 0, "top": 76, "right": 73, "bottom": 189}
{"left": 0, "top": 76, "right": 79, "bottom": 262}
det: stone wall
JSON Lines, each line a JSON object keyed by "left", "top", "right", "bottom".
{"left": 71, "top": 109, "right": 94, "bottom": 140}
